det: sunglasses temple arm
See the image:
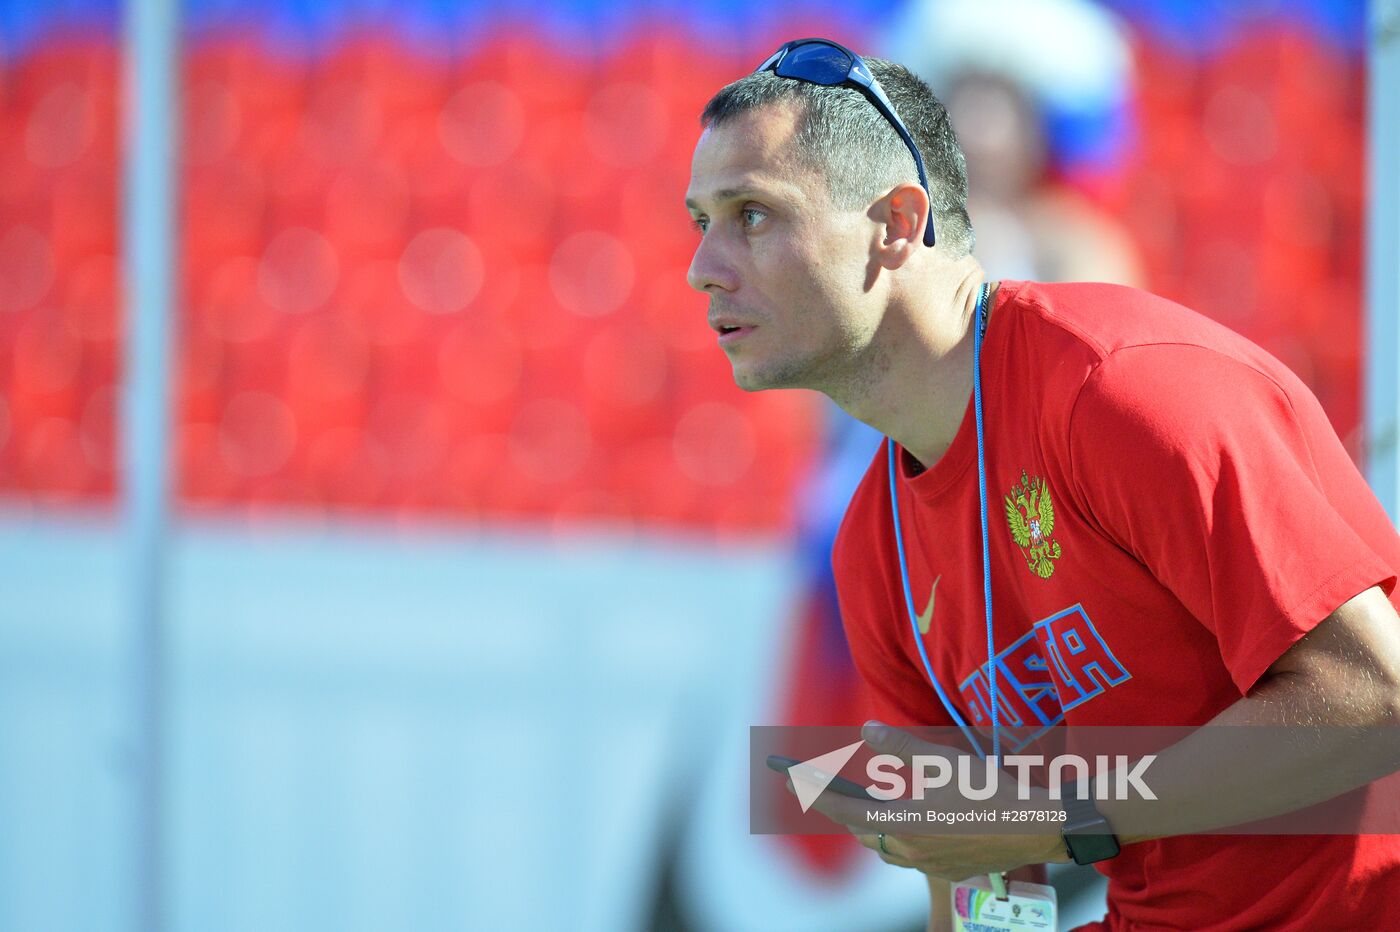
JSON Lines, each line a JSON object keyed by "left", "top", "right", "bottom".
{"left": 863, "top": 84, "right": 937, "bottom": 248}
{"left": 891, "top": 122, "right": 937, "bottom": 247}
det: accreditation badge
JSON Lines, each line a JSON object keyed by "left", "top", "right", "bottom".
{"left": 951, "top": 876, "right": 1057, "bottom": 931}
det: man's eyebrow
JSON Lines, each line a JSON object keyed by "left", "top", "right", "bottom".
{"left": 685, "top": 186, "right": 767, "bottom": 211}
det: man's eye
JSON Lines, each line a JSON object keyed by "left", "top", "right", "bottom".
{"left": 742, "top": 208, "right": 767, "bottom": 227}
{"left": 691, "top": 217, "right": 708, "bottom": 234}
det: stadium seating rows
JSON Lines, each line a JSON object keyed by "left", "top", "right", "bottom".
{"left": 0, "top": 27, "right": 1367, "bottom": 533}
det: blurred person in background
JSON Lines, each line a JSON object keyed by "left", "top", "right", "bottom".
{"left": 883, "top": 0, "right": 1142, "bottom": 286}
{"left": 937, "top": 68, "right": 1140, "bottom": 286}
{"left": 684, "top": 34, "right": 1400, "bottom": 932}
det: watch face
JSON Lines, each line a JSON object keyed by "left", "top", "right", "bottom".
{"left": 1065, "top": 829, "right": 1121, "bottom": 865}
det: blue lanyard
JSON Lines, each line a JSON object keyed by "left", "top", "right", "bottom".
{"left": 886, "top": 282, "right": 999, "bottom": 760}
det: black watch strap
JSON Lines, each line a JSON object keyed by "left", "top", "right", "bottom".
{"left": 1061, "top": 781, "right": 1121, "bottom": 866}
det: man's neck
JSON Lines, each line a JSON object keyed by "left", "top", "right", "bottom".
{"left": 830, "top": 263, "right": 995, "bottom": 472}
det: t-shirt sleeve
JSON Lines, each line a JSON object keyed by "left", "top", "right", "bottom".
{"left": 1066, "top": 345, "right": 1397, "bottom": 694}
{"left": 832, "top": 516, "right": 954, "bottom": 728}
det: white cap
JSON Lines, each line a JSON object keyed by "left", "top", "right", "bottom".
{"left": 878, "top": 0, "right": 1134, "bottom": 116}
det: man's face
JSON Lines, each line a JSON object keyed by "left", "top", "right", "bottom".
{"left": 684, "top": 102, "right": 881, "bottom": 393}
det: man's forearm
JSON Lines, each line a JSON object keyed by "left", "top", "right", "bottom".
{"left": 1099, "top": 669, "right": 1400, "bottom": 844}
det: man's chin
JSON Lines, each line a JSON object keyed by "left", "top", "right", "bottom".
{"left": 731, "top": 362, "right": 804, "bottom": 393}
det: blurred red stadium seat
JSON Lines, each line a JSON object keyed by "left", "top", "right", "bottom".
{"left": 0, "top": 22, "right": 1360, "bottom": 531}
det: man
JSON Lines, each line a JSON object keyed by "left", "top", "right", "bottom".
{"left": 684, "top": 39, "right": 1400, "bottom": 930}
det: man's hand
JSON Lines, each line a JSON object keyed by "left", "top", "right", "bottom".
{"left": 784, "top": 721, "right": 1070, "bottom": 882}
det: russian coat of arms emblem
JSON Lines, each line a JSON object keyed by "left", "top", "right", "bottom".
{"left": 1004, "top": 470, "right": 1062, "bottom": 579}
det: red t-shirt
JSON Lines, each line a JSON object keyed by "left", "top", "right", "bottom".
{"left": 832, "top": 281, "right": 1400, "bottom": 930}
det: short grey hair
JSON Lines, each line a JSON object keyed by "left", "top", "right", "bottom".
{"left": 700, "top": 56, "right": 974, "bottom": 257}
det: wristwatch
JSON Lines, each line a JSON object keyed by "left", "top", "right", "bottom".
{"left": 1061, "top": 781, "right": 1121, "bottom": 865}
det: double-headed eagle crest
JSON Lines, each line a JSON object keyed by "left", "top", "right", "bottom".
{"left": 1004, "top": 469, "right": 1062, "bottom": 579}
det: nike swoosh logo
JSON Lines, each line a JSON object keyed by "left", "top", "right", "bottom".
{"left": 916, "top": 575, "right": 942, "bottom": 635}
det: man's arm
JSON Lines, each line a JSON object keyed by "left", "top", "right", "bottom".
{"left": 798, "top": 586, "right": 1400, "bottom": 882}
{"left": 1099, "top": 584, "right": 1400, "bottom": 842}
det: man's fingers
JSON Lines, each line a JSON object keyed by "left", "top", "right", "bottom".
{"left": 862, "top": 720, "right": 964, "bottom": 766}
{"left": 854, "top": 831, "right": 918, "bottom": 868}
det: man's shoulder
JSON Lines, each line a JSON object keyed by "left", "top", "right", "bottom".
{"left": 1006, "top": 279, "right": 1281, "bottom": 371}
{"left": 1004, "top": 280, "right": 1309, "bottom": 423}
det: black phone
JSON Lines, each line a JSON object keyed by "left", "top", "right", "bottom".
{"left": 766, "top": 754, "right": 879, "bottom": 801}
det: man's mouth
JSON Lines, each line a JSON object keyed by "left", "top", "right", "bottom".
{"left": 717, "top": 325, "right": 755, "bottom": 346}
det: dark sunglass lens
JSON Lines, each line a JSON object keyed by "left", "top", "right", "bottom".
{"left": 774, "top": 43, "right": 852, "bottom": 85}
{"left": 756, "top": 49, "right": 784, "bottom": 73}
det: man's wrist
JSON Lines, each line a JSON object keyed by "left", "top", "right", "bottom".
{"left": 1032, "top": 829, "right": 1073, "bottom": 865}
{"left": 1059, "top": 779, "right": 1121, "bottom": 865}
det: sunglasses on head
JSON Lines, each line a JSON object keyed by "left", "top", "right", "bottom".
{"left": 756, "top": 37, "right": 937, "bottom": 248}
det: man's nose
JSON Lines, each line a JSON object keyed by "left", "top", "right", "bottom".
{"left": 686, "top": 234, "right": 736, "bottom": 294}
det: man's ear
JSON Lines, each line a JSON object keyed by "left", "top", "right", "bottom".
{"left": 871, "top": 183, "right": 931, "bottom": 270}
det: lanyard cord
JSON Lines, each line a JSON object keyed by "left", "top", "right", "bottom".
{"left": 887, "top": 282, "right": 999, "bottom": 761}
{"left": 972, "top": 282, "right": 999, "bottom": 760}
